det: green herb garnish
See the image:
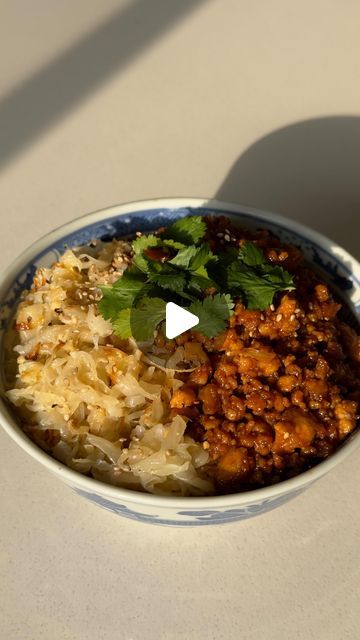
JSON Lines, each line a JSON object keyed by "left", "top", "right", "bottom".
{"left": 99, "top": 267, "right": 146, "bottom": 320}
{"left": 147, "top": 262, "right": 187, "bottom": 292}
{"left": 161, "top": 216, "right": 207, "bottom": 246}
{"left": 227, "top": 243, "right": 295, "bottom": 310}
{"left": 189, "top": 294, "right": 234, "bottom": 338}
{"left": 97, "top": 217, "right": 295, "bottom": 340}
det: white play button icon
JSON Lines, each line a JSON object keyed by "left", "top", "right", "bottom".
{"left": 165, "top": 302, "right": 199, "bottom": 339}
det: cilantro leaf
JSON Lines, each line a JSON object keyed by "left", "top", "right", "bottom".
{"left": 131, "top": 298, "right": 166, "bottom": 341}
{"left": 132, "top": 234, "right": 159, "bottom": 255}
{"left": 98, "top": 268, "right": 146, "bottom": 320}
{"left": 147, "top": 263, "right": 187, "bottom": 292}
{"left": 189, "top": 294, "right": 234, "bottom": 338}
{"left": 169, "top": 244, "right": 215, "bottom": 272}
{"left": 162, "top": 239, "right": 187, "bottom": 251}
{"left": 189, "top": 244, "right": 216, "bottom": 270}
{"left": 188, "top": 274, "right": 216, "bottom": 294}
{"left": 207, "top": 248, "right": 237, "bottom": 288}
{"left": 111, "top": 266, "right": 145, "bottom": 291}
{"left": 227, "top": 262, "right": 295, "bottom": 310}
{"left": 169, "top": 245, "right": 198, "bottom": 268}
{"left": 161, "top": 216, "right": 206, "bottom": 246}
{"left": 132, "top": 254, "right": 150, "bottom": 273}
{"left": 98, "top": 287, "right": 122, "bottom": 320}
{"left": 192, "top": 265, "right": 208, "bottom": 278}
{"left": 131, "top": 234, "right": 160, "bottom": 272}
{"left": 259, "top": 264, "right": 295, "bottom": 287}
{"left": 113, "top": 308, "right": 132, "bottom": 338}
{"left": 238, "top": 241, "right": 265, "bottom": 266}
{"left": 187, "top": 264, "right": 217, "bottom": 294}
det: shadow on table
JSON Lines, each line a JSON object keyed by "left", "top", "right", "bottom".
{"left": 216, "top": 116, "right": 360, "bottom": 258}
{"left": 0, "top": 0, "right": 207, "bottom": 171}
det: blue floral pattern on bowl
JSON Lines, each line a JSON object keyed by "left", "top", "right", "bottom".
{"left": 74, "top": 487, "right": 304, "bottom": 526}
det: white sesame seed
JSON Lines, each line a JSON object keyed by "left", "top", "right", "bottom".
{"left": 290, "top": 314, "right": 296, "bottom": 321}
{"left": 217, "top": 232, "right": 224, "bottom": 238}
{"left": 225, "top": 228, "right": 231, "bottom": 234}
{"left": 295, "top": 308, "right": 300, "bottom": 314}
{"left": 270, "top": 304, "right": 275, "bottom": 311}
{"left": 260, "top": 314, "right": 265, "bottom": 321}
{"left": 309, "top": 303, "right": 313, "bottom": 310}
{"left": 224, "top": 234, "right": 231, "bottom": 242}
{"left": 283, "top": 432, "right": 289, "bottom": 440}
{"left": 276, "top": 313, "right": 283, "bottom": 322}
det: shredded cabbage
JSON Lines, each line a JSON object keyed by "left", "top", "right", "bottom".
{"left": 6, "top": 241, "right": 213, "bottom": 496}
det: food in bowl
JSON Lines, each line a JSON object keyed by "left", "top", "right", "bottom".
{"left": 5, "top": 214, "right": 360, "bottom": 497}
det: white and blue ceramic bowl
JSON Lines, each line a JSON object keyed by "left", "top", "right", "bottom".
{"left": 1, "top": 198, "right": 359, "bottom": 526}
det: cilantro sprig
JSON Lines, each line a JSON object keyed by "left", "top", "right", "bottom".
{"left": 97, "top": 216, "right": 295, "bottom": 340}
{"left": 226, "top": 242, "right": 295, "bottom": 310}
{"left": 161, "top": 216, "right": 206, "bottom": 246}
{"left": 189, "top": 294, "right": 234, "bottom": 338}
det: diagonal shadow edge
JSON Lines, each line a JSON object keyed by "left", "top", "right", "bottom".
{"left": 0, "top": 0, "right": 208, "bottom": 171}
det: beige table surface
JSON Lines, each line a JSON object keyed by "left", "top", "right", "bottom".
{"left": 1, "top": 2, "right": 360, "bottom": 639}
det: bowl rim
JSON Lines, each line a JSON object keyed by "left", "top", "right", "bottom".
{"left": 1, "top": 196, "right": 359, "bottom": 509}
